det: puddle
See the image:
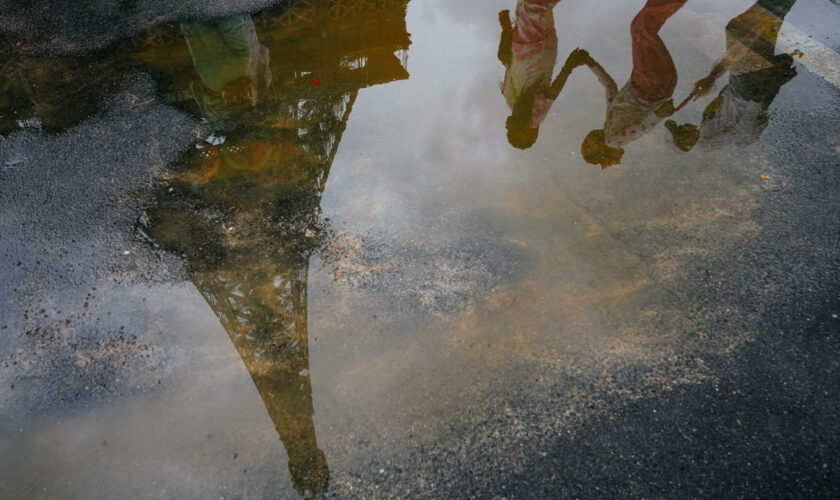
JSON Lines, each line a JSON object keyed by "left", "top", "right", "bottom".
{"left": 2, "top": 0, "right": 839, "bottom": 497}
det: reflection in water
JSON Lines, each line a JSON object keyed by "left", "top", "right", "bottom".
{"left": 0, "top": 0, "right": 822, "bottom": 494}
{"left": 579, "top": 0, "right": 686, "bottom": 167}
{"left": 498, "top": 0, "right": 563, "bottom": 149}
{"left": 499, "top": 0, "right": 688, "bottom": 165}
{"left": 0, "top": 6, "right": 411, "bottom": 492}
{"left": 667, "top": 0, "right": 798, "bottom": 150}
{"left": 0, "top": 42, "right": 120, "bottom": 133}
{"left": 139, "top": 1, "right": 412, "bottom": 496}
{"left": 180, "top": 14, "right": 272, "bottom": 121}
{"left": 498, "top": 0, "right": 804, "bottom": 164}
{"left": 498, "top": 1, "right": 591, "bottom": 150}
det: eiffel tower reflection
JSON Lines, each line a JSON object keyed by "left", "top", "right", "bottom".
{"left": 141, "top": 1, "right": 411, "bottom": 495}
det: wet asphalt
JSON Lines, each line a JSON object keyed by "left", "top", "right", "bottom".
{"left": 1, "top": 0, "right": 839, "bottom": 498}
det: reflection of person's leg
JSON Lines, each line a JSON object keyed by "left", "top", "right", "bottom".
{"left": 728, "top": 0, "right": 796, "bottom": 51}
{"left": 757, "top": 0, "right": 796, "bottom": 19}
{"left": 217, "top": 14, "right": 261, "bottom": 59}
{"left": 514, "top": 0, "right": 563, "bottom": 43}
{"left": 629, "top": 0, "right": 687, "bottom": 102}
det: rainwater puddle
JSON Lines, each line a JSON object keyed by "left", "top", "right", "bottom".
{"left": 1, "top": 0, "right": 839, "bottom": 497}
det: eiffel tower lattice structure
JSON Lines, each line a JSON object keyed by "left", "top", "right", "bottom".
{"left": 143, "top": 4, "right": 412, "bottom": 494}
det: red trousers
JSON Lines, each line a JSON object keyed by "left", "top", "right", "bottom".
{"left": 629, "top": 0, "right": 687, "bottom": 102}
{"left": 513, "top": 0, "right": 563, "bottom": 43}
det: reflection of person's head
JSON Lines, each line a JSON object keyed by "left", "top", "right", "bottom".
{"left": 665, "top": 119, "right": 700, "bottom": 152}
{"left": 190, "top": 78, "right": 258, "bottom": 121}
{"left": 221, "top": 76, "right": 257, "bottom": 108}
{"left": 506, "top": 90, "right": 539, "bottom": 150}
{"left": 581, "top": 129, "right": 624, "bottom": 168}
{"left": 289, "top": 447, "right": 330, "bottom": 496}
{"left": 506, "top": 116, "right": 539, "bottom": 150}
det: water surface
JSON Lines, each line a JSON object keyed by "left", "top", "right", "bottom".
{"left": 2, "top": 0, "right": 839, "bottom": 497}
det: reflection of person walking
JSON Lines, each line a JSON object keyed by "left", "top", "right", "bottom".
{"left": 180, "top": 14, "right": 272, "bottom": 120}
{"left": 667, "top": 0, "right": 798, "bottom": 149}
{"left": 499, "top": 0, "right": 564, "bottom": 149}
{"left": 626, "top": 0, "right": 686, "bottom": 106}
{"left": 579, "top": 0, "right": 687, "bottom": 167}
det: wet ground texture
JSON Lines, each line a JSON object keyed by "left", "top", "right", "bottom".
{"left": 1, "top": 0, "right": 839, "bottom": 498}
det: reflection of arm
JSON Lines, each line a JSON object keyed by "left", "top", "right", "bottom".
{"left": 551, "top": 50, "right": 617, "bottom": 102}
{"left": 498, "top": 10, "right": 514, "bottom": 67}
{"left": 693, "top": 43, "right": 748, "bottom": 97}
{"left": 545, "top": 57, "right": 575, "bottom": 100}
{"left": 585, "top": 56, "right": 618, "bottom": 102}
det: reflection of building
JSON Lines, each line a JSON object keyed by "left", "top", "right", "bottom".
{"left": 142, "top": 1, "right": 411, "bottom": 496}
